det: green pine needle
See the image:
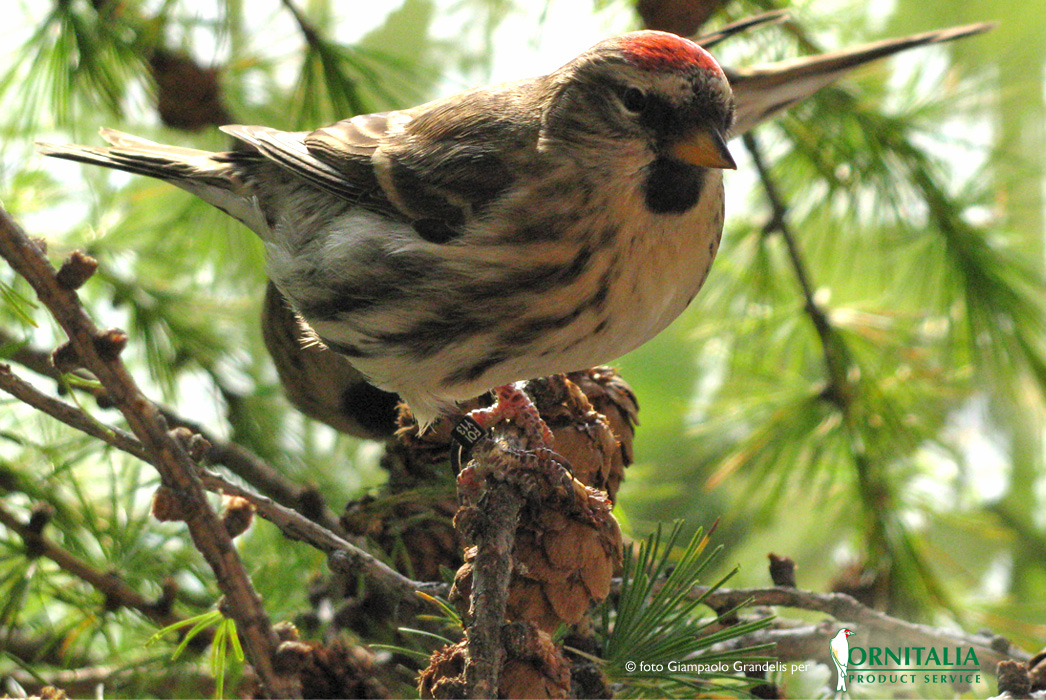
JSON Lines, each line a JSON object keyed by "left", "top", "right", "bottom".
{"left": 600, "top": 521, "right": 773, "bottom": 698}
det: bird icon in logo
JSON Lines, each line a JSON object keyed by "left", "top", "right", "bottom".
{"left": 830, "top": 628, "right": 855, "bottom": 692}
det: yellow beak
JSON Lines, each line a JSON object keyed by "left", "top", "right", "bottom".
{"left": 671, "top": 128, "right": 737, "bottom": 170}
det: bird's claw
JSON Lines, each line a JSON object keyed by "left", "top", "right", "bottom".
{"left": 468, "top": 383, "right": 555, "bottom": 447}
{"left": 448, "top": 383, "right": 555, "bottom": 474}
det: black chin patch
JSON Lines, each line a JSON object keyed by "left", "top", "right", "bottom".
{"left": 643, "top": 157, "right": 706, "bottom": 214}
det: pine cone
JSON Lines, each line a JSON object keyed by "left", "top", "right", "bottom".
{"left": 417, "top": 641, "right": 468, "bottom": 699}
{"left": 500, "top": 622, "right": 572, "bottom": 699}
{"left": 149, "top": 49, "right": 231, "bottom": 131}
{"left": 417, "top": 624, "right": 571, "bottom": 700}
{"left": 341, "top": 493, "right": 459, "bottom": 582}
{"left": 273, "top": 638, "right": 389, "bottom": 699}
{"left": 529, "top": 369, "right": 638, "bottom": 500}
{"left": 451, "top": 449, "right": 622, "bottom": 634}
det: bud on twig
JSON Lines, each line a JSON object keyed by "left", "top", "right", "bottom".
{"left": 152, "top": 485, "right": 187, "bottom": 522}
{"left": 997, "top": 659, "right": 1032, "bottom": 698}
{"left": 55, "top": 250, "right": 98, "bottom": 290}
{"left": 93, "top": 328, "right": 128, "bottom": 362}
{"left": 168, "top": 427, "right": 211, "bottom": 462}
{"left": 51, "top": 342, "right": 83, "bottom": 373}
{"left": 222, "top": 495, "right": 255, "bottom": 539}
{"left": 274, "top": 640, "right": 313, "bottom": 674}
{"left": 768, "top": 553, "right": 797, "bottom": 587}
{"left": 189, "top": 433, "right": 212, "bottom": 462}
{"left": 273, "top": 620, "right": 301, "bottom": 643}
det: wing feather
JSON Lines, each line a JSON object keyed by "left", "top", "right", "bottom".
{"left": 219, "top": 124, "right": 370, "bottom": 202}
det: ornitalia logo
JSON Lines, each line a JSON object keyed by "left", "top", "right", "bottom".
{"left": 830, "top": 628, "right": 855, "bottom": 692}
{"left": 826, "top": 630, "right": 983, "bottom": 695}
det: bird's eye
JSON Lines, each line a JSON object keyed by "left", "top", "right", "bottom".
{"left": 621, "top": 87, "right": 647, "bottom": 113}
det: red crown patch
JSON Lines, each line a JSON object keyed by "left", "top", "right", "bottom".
{"left": 620, "top": 31, "right": 723, "bottom": 76}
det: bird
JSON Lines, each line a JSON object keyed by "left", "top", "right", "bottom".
{"left": 830, "top": 627, "right": 855, "bottom": 692}
{"left": 39, "top": 19, "right": 991, "bottom": 439}
{"left": 256, "top": 16, "right": 992, "bottom": 440}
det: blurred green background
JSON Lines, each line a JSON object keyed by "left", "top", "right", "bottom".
{"left": 1, "top": 0, "right": 1043, "bottom": 696}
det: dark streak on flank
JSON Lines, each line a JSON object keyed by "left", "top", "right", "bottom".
{"left": 491, "top": 263, "right": 615, "bottom": 351}
{"left": 376, "top": 307, "right": 503, "bottom": 359}
{"left": 502, "top": 210, "right": 582, "bottom": 243}
{"left": 442, "top": 350, "right": 513, "bottom": 386}
{"left": 498, "top": 179, "right": 596, "bottom": 243}
{"left": 599, "top": 223, "right": 620, "bottom": 247}
{"left": 589, "top": 268, "right": 612, "bottom": 312}
{"left": 468, "top": 245, "right": 593, "bottom": 298}
{"left": 498, "top": 307, "right": 585, "bottom": 349}
{"left": 300, "top": 246, "right": 442, "bottom": 320}
{"left": 319, "top": 336, "right": 370, "bottom": 358}
{"left": 300, "top": 282, "right": 383, "bottom": 318}
{"left": 563, "top": 245, "right": 593, "bottom": 282}
{"left": 361, "top": 246, "right": 594, "bottom": 363}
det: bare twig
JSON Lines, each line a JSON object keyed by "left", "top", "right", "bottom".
{"left": 5, "top": 660, "right": 216, "bottom": 699}
{"left": 198, "top": 468, "right": 440, "bottom": 605}
{"left": 741, "top": 131, "right": 900, "bottom": 581}
{"left": 0, "top": 207, "right": 297, "bottom": 698}
{"left": 0, "top": 362, "right": 151, "bottom": 461}
{"left": 0, "top": 361, "right": 434, "bottom": 613}
{"left": 453, "top": 432, "right": 539, "bottom": 698}
{"left": 708, "top": 620, "right": 847, "bottom": 664}
{"left": 741, "top": 131, "right": 851, "bottom": 400}
{"left": 694, "top": 585, "right": 1028, "bottom": 673}
{"left": 0, "top": 326, "right": 344, "bottom": 533}
{"left": 462, "top": 482, "right": 521, "bottom": 699}
{"left": 0, "top": 502, "right": 182, "bottom": 628}
{"left": 159, "top": 407, "right": 344, "bottom": 533}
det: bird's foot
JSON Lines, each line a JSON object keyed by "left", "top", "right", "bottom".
{"left": 448, "top": 383, "right": 556, "bottom": 473}
{"left": 468, "top": 382, "right": 555, "bottom": 448}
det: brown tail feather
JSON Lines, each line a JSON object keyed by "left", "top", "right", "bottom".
{"left": 730, "top": 22, "right": 993, "bottom": 136}
{"left": 38, "top": 129, "right": 266, "bottom": 234}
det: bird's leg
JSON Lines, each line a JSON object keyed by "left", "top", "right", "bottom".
{"left": 468, "top": 382, "right": 554, "bottom": 448}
